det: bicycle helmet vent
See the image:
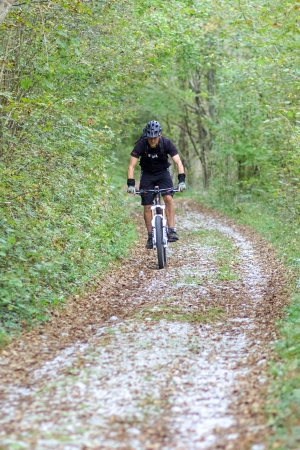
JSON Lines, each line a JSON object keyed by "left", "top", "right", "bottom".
{"left": 145, "top": 120, "right": 162, "bottom": 138}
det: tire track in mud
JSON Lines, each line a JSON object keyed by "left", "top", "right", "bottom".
{"left": 0, "top": 200, "right": 288, "bottom": 449}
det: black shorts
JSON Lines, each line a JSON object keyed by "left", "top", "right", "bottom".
{"left": 139, "top": 170, "right": 174, "bottom": 205}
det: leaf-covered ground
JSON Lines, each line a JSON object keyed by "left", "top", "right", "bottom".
{"left": 0, "top": 200, "right": 288, "bottom": 449}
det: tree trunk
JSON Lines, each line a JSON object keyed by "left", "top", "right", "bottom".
{"left": 0, "top": 0, "right": 14, "bottom": 25}
{"left": 206, "top": 69, "right": 216, "bottom": 121}
{"left": 190, "top": 70, "right": 213, "bottom": 189}
{"left": 178, "top": 123, "right": 190, "bottom": 171}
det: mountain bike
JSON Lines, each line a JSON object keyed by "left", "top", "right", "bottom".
{"left": 136, "top": 186, "right": 179, "bottom": 269}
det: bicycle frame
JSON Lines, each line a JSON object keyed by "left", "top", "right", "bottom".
{"left": 136, "top": 186, "right": 179, "bottom": 249}
{"left": 136, "top": 186, "right": 179, "bottom": 269}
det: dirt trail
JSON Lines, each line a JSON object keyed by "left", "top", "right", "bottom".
{"left": 0, "top": 200, "right": 288, "bottom": 449}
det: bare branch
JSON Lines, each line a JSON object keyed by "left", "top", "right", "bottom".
{"left": 0, "top": 30, "right": 12, "bottom": 85}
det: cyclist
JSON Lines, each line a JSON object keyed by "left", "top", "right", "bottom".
{"left": 127, "top": 120, "right": 186, "bottom": 249}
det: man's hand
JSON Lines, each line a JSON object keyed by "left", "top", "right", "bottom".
{"left": 178, "top": 173, "right": 186, "bottom": 191}
{"left": 178, "top": 182, "right": 187, "bottom": 192}
{"left": 127, "top": 178, "right": 135, "bottom": 194}
{"left": 127, "top": 185, "right": 136, "bottom": 194}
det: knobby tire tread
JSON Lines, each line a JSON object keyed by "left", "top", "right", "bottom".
{"left": 155, "top": 215, "right": 165, "bottom": 269}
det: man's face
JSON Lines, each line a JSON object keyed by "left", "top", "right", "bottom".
{"left": 147, "top": 135, "right": 161, "bottom": 148}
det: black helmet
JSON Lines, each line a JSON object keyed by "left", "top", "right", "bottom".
{"left": 145, "top": 120, "right": 162, "bottom": 138}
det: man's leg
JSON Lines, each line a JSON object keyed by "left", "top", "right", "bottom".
{"left": 140, "top": 171, "right": 155, "bottom": 248}
{"left": 144, "top": 205, "right": 152, "bottom": 232}
{"left": 158, "top": 169, "right": 179, "bottom": 242}
{"left": 143, "top": 205, "right": 153, "bottom": 249}
{"left": 163, "top": 194, "right": 179, "bottom": 242}
{"left": 163, "top": 195, "right": 175, "bottom": 228}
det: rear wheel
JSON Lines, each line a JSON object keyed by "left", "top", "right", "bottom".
{"left": 155, "top": 215, "right": 165, "bottom": 269}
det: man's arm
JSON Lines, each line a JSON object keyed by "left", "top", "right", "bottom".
{"left": 127, "top": 156, "right": 139, "bottom": 179}
{"left": 172, "top": 154, "right": 185, "bottom": 175}
{"left": 127, "top": 156, "right": 139, "bottom": 193}
{"left": 172, "top": 154, "right": 186, "bottom": 191}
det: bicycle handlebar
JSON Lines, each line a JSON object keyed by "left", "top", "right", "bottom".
{"left": 135, "top": 187, "right": 179, "bottom": 195}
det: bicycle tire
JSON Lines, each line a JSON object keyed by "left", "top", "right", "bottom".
{"left": 155, "top": 215, "right": 165, "bottom": 269}
{"left": 164, "top": 218, "right": 168, "bottom": 264}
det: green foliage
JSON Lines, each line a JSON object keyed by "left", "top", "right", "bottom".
{"left": 0, "top": 0, "right": 162, "bottom": 336}
{"left": 267, "top": 294, "right": 300, "bottom": 449}
{"left": 210, "top": 0, "right": 300, "bottom": 212}
{"left": 1, "top": 174, "right": 135, "bottom": 333}
{"left": 119, "top": 0, "right": 300, "bottom": 210}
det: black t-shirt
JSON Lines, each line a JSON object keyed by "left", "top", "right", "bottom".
{"left": 131, "top": 137, "right": 178, "bottom": 173}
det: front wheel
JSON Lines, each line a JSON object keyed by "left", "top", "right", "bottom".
{"left": 163, "top": 226, "right": 167, "bottom": 264}
{"left": 155, "top": 215, "right": 165, "bottom": 269}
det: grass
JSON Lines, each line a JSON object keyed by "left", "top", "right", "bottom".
{"left": 216, "top": 265, "right": 238, "bottom": 282}
{"left": 181, "top": 227, "right": 239, "bottom": 283}
{"left": 189, "top": 187, "right": 300, "bottom": 449}
{"left": 136, "top": 302, "right": 224, "bottom": 324}
{"left": 175, "top": 273, "right": 204, "bottom": 286}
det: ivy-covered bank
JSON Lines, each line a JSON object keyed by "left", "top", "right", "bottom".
{"left": 1, "top": 157, "right": 135, "bottom": 339}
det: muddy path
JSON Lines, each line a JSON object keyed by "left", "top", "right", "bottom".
{"left": 0, "top": 200, "right": 289, "bottom": 449}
